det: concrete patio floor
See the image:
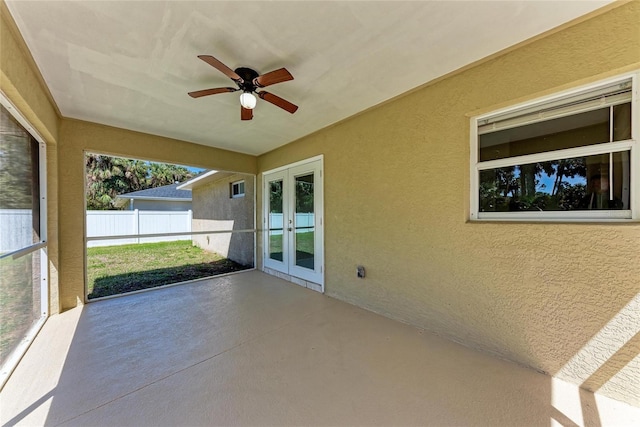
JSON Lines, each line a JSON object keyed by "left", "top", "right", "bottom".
{"left": 1, "top": 270, "right": 638, "bottom": 426}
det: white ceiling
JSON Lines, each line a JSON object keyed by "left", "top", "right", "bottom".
{"left": 5, "top": 1, "right": 613, "bottom": 156}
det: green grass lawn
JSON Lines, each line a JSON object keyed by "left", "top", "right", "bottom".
{"left": 87, "top": 240, "right": 250, "bottom": 299}
{"left": 268, "top": 231, "right": 315, "bottom": 267}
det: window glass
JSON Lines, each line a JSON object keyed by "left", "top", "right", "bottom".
{"left": 268, "top": 180, "right": 283, "bottom": 261}
{"left": 294, "top": 173, "right": 314, "bottom": 270}
{"left": 479, "top": 153, "right": 630, "bottom": 212}
{"left": 479, "top": 107, "right": 612, "bottom": 161}
{"left": 613, "top": 103, "right": 631, "bottom": 141}
{"left": 231, "top": 180, "right": 245, "bottom": 198}
{"left": 474, "top": 76, "right": 636, "bottom": 220}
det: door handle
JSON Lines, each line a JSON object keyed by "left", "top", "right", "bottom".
{"left": 288, "top": 227, "right": 292, "bottom": 232}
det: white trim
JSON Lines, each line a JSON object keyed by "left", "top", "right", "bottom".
{"left": 470, "top": 119, "right": 480, "bottom": 220}
{"left": 38, "top": 141, "right": 48, "bottom": 318}
{"left": 474, "top": 72, "right": 637, "bottom": 127}
{"left": 0, "top": 241, "right": 47, "bottom": 261}
{"left": 176, "top": 170, "right": 219, "bottom": 190}
{"left": 263, "top": 169, "right": 288, "bottom": 274}
{"left": 630, "top": 72, "right": 640, "bottom": 219}
{"left": 261, "top": 154, "right": 324, "bottom": 176}
{"left": 262, "top": 156, "right": 325, "bottom": 292}
{"left": 231, "top": 180, "right": 245, "bottom": 198}
{"left": 478, "top": 210, "right": 631, "bottom": 221}
{"left": 0, "top": 91, "right": 46, "bottom": 144}
{"left": 478, "top": 88, "right": 631, "bottom": 135}
{"left": 85, "top": 228, "right": 256, "bottom": 242}
{"left": 476, "top": 140, "right": 633, "bottom": 171}
{"left": 115, "top": 196, "right": 192, "bottom": 202}
{"left": 470, "top": 71, "right": 639, "bottom": 222}
{"left": 253, "top": 174, "right": 257, "bottom": 270}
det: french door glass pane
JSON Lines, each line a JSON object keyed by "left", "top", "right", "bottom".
{"left": 479, "top": 152, "right": 630, "bottom": 212}
{"left": 294, "top": 173, "right": 314, "bottom": 269}
{"left": 268, "top": 180, "right": 283, "bottom": 261}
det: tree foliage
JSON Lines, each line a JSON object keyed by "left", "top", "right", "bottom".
{"left": 85, "top": 154, "right": 193, "bottom": 210}
{"left": 479, "top": 158, "right": 588, "bottom": 212}
{"left": 268, "top": 178, "right": 314, "bottom": 214}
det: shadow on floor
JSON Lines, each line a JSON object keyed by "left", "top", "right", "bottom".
{"left": 88, "top": 260, "right": 251, "bottom": 299}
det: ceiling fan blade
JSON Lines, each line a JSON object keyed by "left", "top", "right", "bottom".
{"left": 258, "top": 91, "right": 298, "bottom": 114}
{"left": 198, "top": 55, "right": 243, "bottom": 82}
{"left": 241, "top": 106, "right": 253, "bottom": 121}
{"left": 188, "top": 87, "right": 237, "bottom": 98}
{"left": 254, "top": 68, "right": 294, "bottom": 88}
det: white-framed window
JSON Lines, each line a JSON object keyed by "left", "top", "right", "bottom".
{"left": 231, "top": 180, "right": 245, "bottom": 198}
{"left": 470, "top": 72, "right": 639, "bottom": 221}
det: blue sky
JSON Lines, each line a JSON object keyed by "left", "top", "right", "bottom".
{"left": 186, "top": 166, "right": 206, "bottom": 174}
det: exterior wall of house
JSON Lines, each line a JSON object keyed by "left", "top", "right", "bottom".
{"left": 57, "top": 120, "right": 256, "bottom": 310}
{"left": 1, "top": 3, "right": 61, "bottom": 314}
{"left": 191, "top": 174, "right": 254, "bottom": 267}
{"left": 257, "top": 2, "right": 640, "bottom": 406}
{"left": 2, "top": 4, "right": 257, "bottom": 313}
{"left": 3, "top": 0, "right": 639, "bottom": 407}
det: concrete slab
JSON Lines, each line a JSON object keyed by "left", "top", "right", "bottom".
{"left": 1, "top": 271, "right": 638, "bottom": 426}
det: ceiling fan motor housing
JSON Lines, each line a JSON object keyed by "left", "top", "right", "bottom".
{"left": 235, "top": 67, "right": 260, "bottom": 92}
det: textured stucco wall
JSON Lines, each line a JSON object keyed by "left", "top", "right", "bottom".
{"left": 1, "top": 3, "right": 61, "bottom": 314}
{"left": 257, "top": 2, "right": 640, "bottom": 406}
{"left": 3, "top": 0, "right": 639, "bottom": 407}
{"left": 57, "top": 120, "right": 257, "bottom": 310}
{"left": 192, "top": 173, "right": 254, "bottom": 267}
{"left": 2, "top": 0, "right": 259, "bottom": 312}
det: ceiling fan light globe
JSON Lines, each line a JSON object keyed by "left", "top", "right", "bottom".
{"left": 240, "top": 92, "right": 257, "bottom": 109}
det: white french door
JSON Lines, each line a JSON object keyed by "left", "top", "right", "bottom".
{"left": 263, "top": 157, "right": 323, "bottom": 290}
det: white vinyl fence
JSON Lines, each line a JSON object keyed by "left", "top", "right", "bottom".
{"left": 268, "top": 213, "right": 314, "bottom": 235}
{"left": 86, "top": 210, "right": 192, "bottom": 247}
{"left": 0, "top": 209, "right": 32, "bottom": 253}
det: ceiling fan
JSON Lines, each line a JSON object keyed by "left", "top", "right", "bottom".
{"left": 188, "top": 55, "right": 298, "bottom": 121}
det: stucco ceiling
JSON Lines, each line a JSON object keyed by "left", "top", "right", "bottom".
{"left": 5, "top": 1, "right": 613, "bottom": 156}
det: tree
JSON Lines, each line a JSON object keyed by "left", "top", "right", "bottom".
{"left": 85, "top": 155, "right": 193, "bottom": 210}
{"left": 85, "top": 155, "right": 148, "bottom": 210}
{"left": 148, "top": 163, "right": 193, "bottom": 187}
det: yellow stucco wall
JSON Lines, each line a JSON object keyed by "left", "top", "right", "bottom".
{"left": 191, "top": 173, "right": 255, "bottom": 267}
{"left": 1, "top": 3, "right": 61, "bottom": 313}
{"left": 2, "top": 0, "right": 639, "bottom": 406}
{"left": 2, "top": 1, "right": 257, "bottom": 311}
{"left": 257, "top": 2, "right": 640, "bottom": 405}
{"left": 57, "top": 119, "right": 257, "bottom": 309}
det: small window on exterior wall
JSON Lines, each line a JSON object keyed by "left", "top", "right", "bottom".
{"left": 231, "top": 180, "right": 245, "bottom": 198}
{"left": 471, "top": 72, "right": 638, "bottom": 221}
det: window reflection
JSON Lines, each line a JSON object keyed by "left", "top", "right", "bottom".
{"left": 479, "top": 108, "right": 610, "bottom": 162}
{"left": 268, "top": 180, "right": 283, "bottom": 261}
{"left": 479, "top": 153, "right": 630, "bottom": 212}
{"left": 294, "top": 174, "right": 314, "bottom": 270}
